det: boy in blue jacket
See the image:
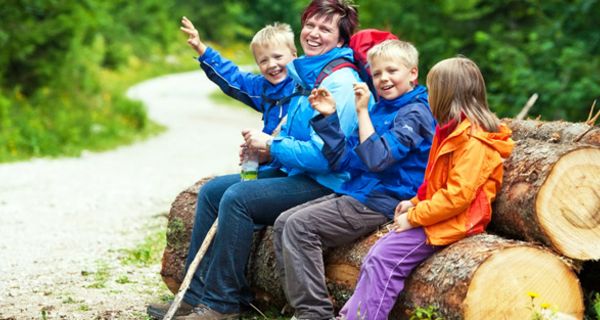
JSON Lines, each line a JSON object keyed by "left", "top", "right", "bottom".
{"left": 272, "top": 39, "right": 435, "bottom": 320}
{"left": 180, "top": 17, "right": 297, "bottom": 135}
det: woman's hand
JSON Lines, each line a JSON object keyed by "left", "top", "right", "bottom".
{"left": 180, "top": 16, "right": 207, "bottom": 56}
{"left": 242, "top": 129, "right": 272, "bottom": 152}
{"left": 353, "top": 83, "right": 371, "bottom": 114}
{"left": 309, "top": 88, "right": 336, "bottom": 116}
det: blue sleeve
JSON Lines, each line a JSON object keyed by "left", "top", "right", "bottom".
{"left": 310, "top": 112, "right": 354, "bottom": 171}
{"left": 199, "top": 47, "right": 264, "bottom": 112}
{"left": 270, "top": 68, "right": 361, "bottom": 173}
{"left": 355, "top": 104, "right": 434, "bottom": 172}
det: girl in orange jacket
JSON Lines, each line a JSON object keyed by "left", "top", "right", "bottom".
{"left": 339, "top": 56, "right": 514, "bottom": 320}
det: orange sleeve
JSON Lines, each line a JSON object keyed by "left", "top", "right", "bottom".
{"left": 407, "top": 140, "right": 492, "bottom": 226}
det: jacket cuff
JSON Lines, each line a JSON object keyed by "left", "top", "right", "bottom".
{"left": 406, "top": 207, "right": 422, "bottom": 226}
{"left": 410, "top": 196, "right": 420, "bottom": 206}
{"left": 197, "top": 47, "right": 216, "bottom": 63}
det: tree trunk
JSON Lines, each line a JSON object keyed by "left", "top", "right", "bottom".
{"left": 396, "top": 234, "right": 584, "bottom": 320}
{"left": 160, "top": 177, "right": 213, "bottom": 294}
{"left": 491, "top": 139, "right": 600, "bottom": 260}
{"left": 502, "top": 118, "right": 600, "bottom": 145}
{"left": 160, "top": 181, "right": 585, "bottom": 319}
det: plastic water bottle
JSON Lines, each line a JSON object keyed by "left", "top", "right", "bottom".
{"left": 240, "top": 149, "right": 259, "bottom": 181}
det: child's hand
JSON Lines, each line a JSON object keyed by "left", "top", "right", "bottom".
{"left": 353, "top": 83, "right": 371, "bottom": 114}
{"left": 394, "top": 200, "right": 414, "bottom": 216}
{"left": 242, "top": 129, "right": 272, "bottom": 151}
{"left": 392, "top": 213, "right": 415, "bottom": 233}
{"left": 180, "top": 16, "right": 206, "bottom": 55}
{"left": 309, "top": 88, "right": 336, "bottom": 116}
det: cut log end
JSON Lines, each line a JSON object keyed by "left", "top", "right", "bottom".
{"left": 464, "top": 246, "right": 583, "bottom": 319}
{"left": 536, "top": 147, "right": 600, "bottom": 259}
{"left": 400, "top": 234, "right": 584, "bottom": 320}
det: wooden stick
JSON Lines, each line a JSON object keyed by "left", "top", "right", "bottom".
{"left": 163, "top": 221, "right": 218, "bottom": 320}
{"left": 585, "top": 100, "right": 599, "bottom": 126}
{"left": 585, "top": 99, "right": 597, "bottom": 123}
{"left": 516, "top": 93, "right": 539, "bottom": 120}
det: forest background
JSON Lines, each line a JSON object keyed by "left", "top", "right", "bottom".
{"left": 0, "top": 0, "right": 598, "bottom": 162}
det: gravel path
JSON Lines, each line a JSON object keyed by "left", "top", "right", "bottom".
{"left": 0, "top": 71, "right": 261, "bottom": 319}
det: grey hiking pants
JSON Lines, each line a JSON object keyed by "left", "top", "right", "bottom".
{"left": 273, "top": 194, "right": 390, "bottom": 320}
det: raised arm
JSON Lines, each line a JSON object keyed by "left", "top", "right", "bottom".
{"left": 309, "top": 87, "right": 355, "bottom": 171}
{"left": 181, "top": 17, "right": 263, "bottom": 111}
{"left": 355, "top": 104, "right": 434, "bottom": 172}
{"left": 260, "top": 68, "right": 360, "bottom": 173}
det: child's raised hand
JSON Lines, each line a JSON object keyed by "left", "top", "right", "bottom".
{"left": 309, "top": 88, "right": 336, "bottom": 116}
{"left": 353, "top": 83, "right": 371, "bottom": 114}
{"left": 180, "top": 16, "right": 206, "bottom": 55}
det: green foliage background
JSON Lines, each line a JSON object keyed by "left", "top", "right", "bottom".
{"left": 1, "top": 0, "right": 598, "bottom": 162}
{"left": 0, "top": 0, "right": 181, "bottom": 162}
{"left": 179, "top": 0, "right": 599, "bottom": 121}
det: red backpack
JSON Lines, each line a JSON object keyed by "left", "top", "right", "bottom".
{"left": 314, "top": 29, "right": 399, "bottom": 101}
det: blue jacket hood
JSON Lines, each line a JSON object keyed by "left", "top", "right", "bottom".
{"left": 288, "top": 47, "right": 355, "bottom": 89}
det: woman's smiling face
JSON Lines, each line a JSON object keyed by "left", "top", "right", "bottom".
{"left": 300, "top": 14, "right": 343, "bottom": 57}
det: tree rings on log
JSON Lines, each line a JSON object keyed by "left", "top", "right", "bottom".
{"left": 399, "top": 234, "right": 584, "bottom": 320}
{"left": 492, "top": 140, "right": 600, "bottom": 260}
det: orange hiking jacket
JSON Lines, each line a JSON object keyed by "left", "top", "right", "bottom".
{"left": 406, "top": 118, "right": 514, "bottom": 246}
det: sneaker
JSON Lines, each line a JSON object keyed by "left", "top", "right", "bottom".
{"left": 146, "top": 300, "right": 196, "bottom": 319}
{"left": 176, "top": 305, "right": 240, "bottom": 320}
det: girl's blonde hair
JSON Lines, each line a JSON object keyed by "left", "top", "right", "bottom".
{"left": 367, "top": 39, "right": 419, "bottom": 70}
{"left": 426, "top": 56, "right": 500, "bottom": 132}
{"left": 250, "top": 22, "right": 297, "bottom": 55}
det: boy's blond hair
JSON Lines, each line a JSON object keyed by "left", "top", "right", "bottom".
{"left": 367, "top": 39, "right": 419, "bottom": 69}
{"left": 250, "top": 22, "right": 297, "bottom": 55}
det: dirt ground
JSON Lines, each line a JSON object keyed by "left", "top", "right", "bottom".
{"left": 0, "top": 71, "right": 261, "bottom": 319}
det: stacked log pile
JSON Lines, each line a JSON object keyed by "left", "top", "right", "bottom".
{"left": 160, "top": 119, "right": 599, "bottom": 319}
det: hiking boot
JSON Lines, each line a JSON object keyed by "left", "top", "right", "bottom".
{"left": 176, "top": 305, "right": 240, "bottom": 320}
{"left": 146, "top": 300, "right": 196, "bottom": 319}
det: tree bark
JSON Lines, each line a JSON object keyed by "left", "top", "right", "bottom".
{"left": 491, "top": 139, "right": 600, "bottom": 260}
{"left": 396, "top": 234, "right": 584, "bottom": 320}
{"left": 160, "top": 177, "right": 213, "bottom": 294}
{"left": 160, "top": 181, "right": 585, "bottom": 319}
{"left": 502, "top": 118, "right": 600, "bottom": 145}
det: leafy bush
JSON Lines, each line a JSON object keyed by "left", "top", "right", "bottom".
{"left": 0, "top": 0, "right": 180, "bottom": 162}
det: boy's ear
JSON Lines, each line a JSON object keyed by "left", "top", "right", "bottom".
{"left": 409, "top": 67, "right": 419, "bottom": 83}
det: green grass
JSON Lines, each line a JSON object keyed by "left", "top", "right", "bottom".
{"left": 120, "top": 214, "right": 168, "bottom": 266}
{"left": 84, "top": 261, "right": 112, "bottom": 289}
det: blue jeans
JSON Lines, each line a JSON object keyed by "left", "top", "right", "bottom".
{"left": 182, "top": 169, "right": 332, "bottom": 314}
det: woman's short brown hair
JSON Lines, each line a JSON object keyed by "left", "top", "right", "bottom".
{"left": 301, "top": 0, "right": 358, "bottom": 46}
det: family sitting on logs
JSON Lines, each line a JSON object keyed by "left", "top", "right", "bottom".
{"left": 150, "top": 0, "right": 517, "bottom": 319}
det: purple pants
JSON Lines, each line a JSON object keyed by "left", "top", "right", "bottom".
{"left": 339, "top": 227, "right": 439, "bottom": 320}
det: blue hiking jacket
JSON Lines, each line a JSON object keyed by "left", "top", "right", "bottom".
{"left": 270, "top": 47, "right": 368, "bottom": 191}
{"left": 310, "top": 85, "right": 434, "bottom": 219}
{"left": 198, "top": 47, "right": 295, "bottom": 134}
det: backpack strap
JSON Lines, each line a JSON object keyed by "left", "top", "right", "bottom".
{"left": 314, "top": 58, "right": 358, "bottom": 88}
{"left": 261, "top": 83, "right": 310, "bottom": 118}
